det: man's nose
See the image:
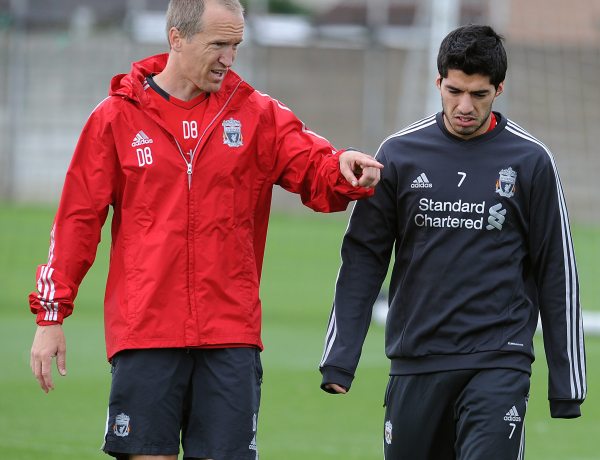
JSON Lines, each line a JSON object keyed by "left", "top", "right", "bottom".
{"left": 456, "top": 94, "right": 475, "bottom": 114}
{"left": 219, "top": 46, "right": 236, "bottom": 67}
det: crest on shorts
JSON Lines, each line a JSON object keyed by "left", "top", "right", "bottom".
{"left": 384, "top": 420, "right": 393, "bottom": 445}
{"left": 113, "top": 413, "right": 131, "bottom": 437}
{"left": 495, "top": 167, "right": 517, "bottom": 198}
{"left": 222, "top": 118, "right": 243, "bottom": 148}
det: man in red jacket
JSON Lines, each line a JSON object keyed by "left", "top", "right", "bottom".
{"left": 28, "top": 0, "right": 382, "bottom": 459}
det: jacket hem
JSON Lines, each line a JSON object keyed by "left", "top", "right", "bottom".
{"left": 389, "top": 351, "right": 532, "bottom": 376}
{"left": 107, "top": 335, "right": 263, "bottom": 361}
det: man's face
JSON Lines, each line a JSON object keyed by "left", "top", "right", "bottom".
{"left": 174, "top": 2, "right": 244, "bottom": 93}
{"left": 437, "top": 69, "right": 504, "bottom": 139}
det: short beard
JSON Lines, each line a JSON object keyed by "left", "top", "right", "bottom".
{"left": 442, "top": 101, "right": 493, "bottom": 138}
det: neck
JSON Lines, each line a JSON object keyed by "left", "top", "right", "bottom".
{"left": 153, "top": 61, "right": 204, "bottom": 102}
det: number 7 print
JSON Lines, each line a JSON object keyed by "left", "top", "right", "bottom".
{"left": 457, "top": 172, "right": 467, "bottom": 187}
{"left": 508, "top": 422, "right": 516, "bottom": 439}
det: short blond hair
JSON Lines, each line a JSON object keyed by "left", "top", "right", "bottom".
{"left": 165, "top": 0, "right": 244, "bottom": 42}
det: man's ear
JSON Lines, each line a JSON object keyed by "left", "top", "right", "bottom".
{"left": 436, "top": 74, "right": 443, "bottom": 90}
{"left": 495, "top": 81, "right": 505, "bottom": 97}
{"left": 168, "top": 27, "right": 183, "bottom": 51}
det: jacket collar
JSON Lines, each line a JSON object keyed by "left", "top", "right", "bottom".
{"left": 109, "top": 53, "right": 251, "bottom": 108}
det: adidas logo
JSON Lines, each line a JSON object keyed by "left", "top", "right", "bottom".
{"left": 503, "top": 406, "right": 522, "bottom": 422}
{"left": 249, "top": 413, "right": 257, "bottom": 451}
{"left": 131, "top": 130, "right": 154, "bottom": 147}
{"left": 249, "top": 434, "right": 257, "bottom": 451}
{"left": 411, "top": 172, "right": 433, "bottom": 188}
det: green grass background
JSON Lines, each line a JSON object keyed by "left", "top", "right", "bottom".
{"left": 1, "top": 203, "right": 598, "bottom": 459}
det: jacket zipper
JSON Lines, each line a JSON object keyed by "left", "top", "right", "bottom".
{"left": 173, "top": 142, "right": 194, "bottom": 189}
{"left": 173, "top": 80, "right": 243, "bottom": 189}
{"left": 173, "top": 80, "right": 243, "bottom": 344}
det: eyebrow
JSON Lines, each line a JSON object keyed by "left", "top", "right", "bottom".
{"left": 446, "top": 85, "right": 491, "bottom": 95}
{"left": 210, "top": 38, "right": 244, "bottom": 46}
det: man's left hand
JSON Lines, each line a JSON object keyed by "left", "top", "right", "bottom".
{"left": 339, "top": 150, "right": 383, "bottom": 188}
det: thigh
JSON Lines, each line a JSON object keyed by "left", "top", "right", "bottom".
{"left": 102, "top": 349, "right": 194, "bottom": 458}
{"left": 384, "top": 371, "right": 473, "bottom": 460}
{"left": 455, "top": 368, "right": 530, "bottom": 460}
{"left": 182, "top": 347, "right": 262, "bottom": 460}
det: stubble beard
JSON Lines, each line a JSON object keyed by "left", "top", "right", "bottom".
{"left": 442, "top": 102, "right": 493, "bottom": 138}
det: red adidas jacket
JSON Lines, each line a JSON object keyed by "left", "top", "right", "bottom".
{"left": 29, "top": 54, "right": 373, "bottom": 360}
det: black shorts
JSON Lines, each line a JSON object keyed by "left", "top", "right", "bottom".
{"left": 102, "top": 347, "right": 262, "bottom": 459}
{"left": 383, "top": 368, "right": 530, "bottom": 460}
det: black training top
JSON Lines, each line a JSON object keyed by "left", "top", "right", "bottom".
{"left": 319, "top": 112, "right": 586, "bottom": 418}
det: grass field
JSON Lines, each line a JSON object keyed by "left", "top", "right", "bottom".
{"left": 1, "top": 203, "right": 599, "bottom": 459}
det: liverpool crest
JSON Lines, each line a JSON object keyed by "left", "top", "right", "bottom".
{"left": 495, "top": 167, "right": 517, "bottom": 198}
{"left": 384, "top": 420, "right": 393, "bottom": 445}
{"left": 222, "top": 118, "right": 243, "bottom": 147}
{"left": 113, "top": 413, "right": 131, "bottom": 437}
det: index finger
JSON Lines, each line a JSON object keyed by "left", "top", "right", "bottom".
{"left": 355, "top": 157, "right": 384, "bottom": 170}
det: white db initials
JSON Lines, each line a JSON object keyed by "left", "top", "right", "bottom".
{"left": 183, "top": 121, "right": 198, "bottom": 139}
{"left": 136, "top": 147, "right": 153, "bottom": 167}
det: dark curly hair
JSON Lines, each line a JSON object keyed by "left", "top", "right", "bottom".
{"left": 437, "top": 24, "right": 507, "bottom": 89}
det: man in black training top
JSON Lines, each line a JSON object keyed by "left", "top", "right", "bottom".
{"left": 319, "top": 24, "right": 587, "bottom": 460}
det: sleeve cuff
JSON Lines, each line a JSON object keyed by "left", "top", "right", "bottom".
{"left": 549, "top": 399, "right": 583, "bottom": 418}
{"left": 35, "top": 310, "right": 65, "bottom": 326}
{"left": 332, "top": 165, "right": 376, "bottom": 198}
{"left": 320, "top": 365, "right": 355, "bottom": 393}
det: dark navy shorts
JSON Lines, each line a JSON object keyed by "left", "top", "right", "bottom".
{"left": 102, "top": 347, "right": 262, "bottom": 459}
{"left": 383, "top": 368, "right": 530, "bottom": 460}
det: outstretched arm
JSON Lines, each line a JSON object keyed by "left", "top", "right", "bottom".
{"left": 263, "top": 92, "right": 383, "bottom": 211}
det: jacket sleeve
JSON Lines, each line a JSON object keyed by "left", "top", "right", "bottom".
{"left": 528, "top": 155, "right": 587, "bottom": 418}
{"left": 266, "top": 96, "right": 373, "bottom": 212}
{"left": 319, "top": 148, "right": 397, "bottom": 392}
{"left": 29, "top": 103, "right": 117, "bottom": 325}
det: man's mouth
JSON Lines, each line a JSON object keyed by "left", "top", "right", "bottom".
{"left": 211, "top": 69, "right": 227, "bottom": 79}
{"left": 455, "top": 115, "right": 476, "bottom": 126}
